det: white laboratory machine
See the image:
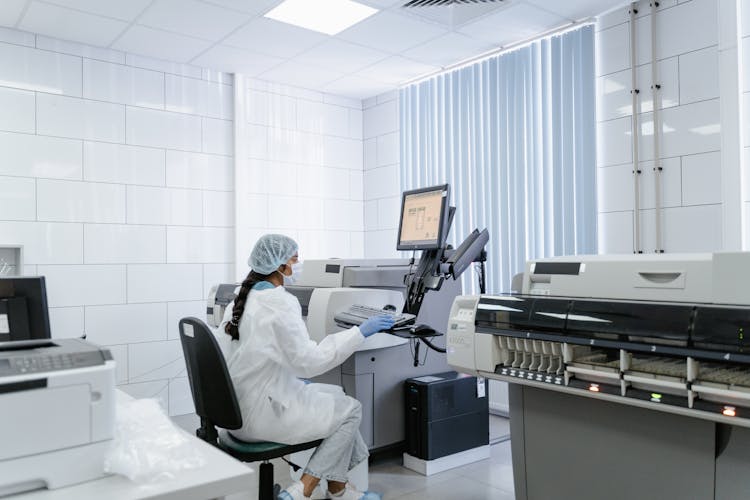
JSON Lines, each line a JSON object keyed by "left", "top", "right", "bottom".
{"left": 0, "top": 338, "right": 116, "bottom": 496}
{"left": 447, "top": 252, "right": 750, "bottom": 500}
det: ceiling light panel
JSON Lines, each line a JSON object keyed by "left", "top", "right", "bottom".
{"left": 265, "top": 0, "right": 379, "bottom": 36}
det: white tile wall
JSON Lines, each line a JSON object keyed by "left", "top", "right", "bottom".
{"left": 0, "top": 42, "right": 82, "bottom": 95}
{"left": 0, "top": 222, "right": 83, "bottom": 264}
{"left": 362, "top": 93, "right": 402, "bottom": 258}
{"left": 85, "top": 303, "right": 168, "bottom": 345}
{"left": 741, "top": 2, "right": 750, "bottom": 246}
{"left": 166, "top": 151, "right": 233, "bottom": 191}
{"left": 241, "top": 79, "right": 366, "bottom": 260}
{"left": 596, "top": 1, "right": 727, "bottom": 253}
{"left": 127, "top": 264, "right": 204, "bottom": 303}
{"left": 48, "top": 306, "right": 84, "bottom": 339}
{"left": 126, "top": 107, "right": 202, "bottom": 151}
{"left": 128, "top": 340, "right": 185, "bottom": 383}
{"left": 37, "top": 179, "right": 126, "bottom": 223}
{"left": 202, "top": 117, "right": 233, "bottom": 155}
{"left": 0, "top": 29, "right": 234, "bottom": 416}
{"left": 39, "top": 264, "right": 126, "bottom": 307}
{"left": 0, "top": 87, "right": 35, "bottom": 133}
{"left": 0, "top": 132, "right": 82, "bottom": 179}
{"left": 165, "top": 74, "right": 233, "bottom": 119}
{"left": 0, "top": 176, "right": 36, "bottom": 221}
{"left": 166, "top": 226, "right": 232, "bottom": 263}
{"left": 37, "top": 93, "right": 126, "bottom": 142}
{"left": 84, "top": 142, "right": 165, "bottom": 186}
{"left": 83, "top": 59, "right": 164, "bottom": 109}
{"left": 84, "top": 224, "right": 166, "bottom": 264}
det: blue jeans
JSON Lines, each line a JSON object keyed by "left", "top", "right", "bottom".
{"left": 303, "top": 398, "right": 369, "bottom": 483}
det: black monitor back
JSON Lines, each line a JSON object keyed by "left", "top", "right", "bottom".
{"left": 0, "top": 276, "right": 52, "bottom": 342}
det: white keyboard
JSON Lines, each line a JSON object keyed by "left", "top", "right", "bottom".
{"left": 334, "top": 304, "right": 416, "bottom": 328}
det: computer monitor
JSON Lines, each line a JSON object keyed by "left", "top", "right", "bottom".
{"left": 0, "top": 276, "right": 52, "bottom": 342}
{"left": 397, "top": 184, "right": 450, "bottom": 251}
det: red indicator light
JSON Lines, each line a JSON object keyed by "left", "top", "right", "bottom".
{"left": 723, "top": 406, "right": 736, "bottom": 417}
{"left": 589, "top": 384, "right": 600, "bottom": 393}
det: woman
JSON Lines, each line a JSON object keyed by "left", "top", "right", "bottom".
{"left": 219, "top": 234, "right": 394, "bottom": 500}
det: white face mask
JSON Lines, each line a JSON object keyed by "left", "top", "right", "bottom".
{"left": 282, "top": 262, "right": 303, "bottom": 286}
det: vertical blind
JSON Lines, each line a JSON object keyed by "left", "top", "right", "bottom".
{"left": 400, "top": 25, "right": 597, "bottom": 294}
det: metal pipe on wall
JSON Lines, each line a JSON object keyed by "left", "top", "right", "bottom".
{"left": 630, "top": 3, "right": 642, "bottom": 254}
{"left": 651, "top": 1, "right": 664, "bottom": 253}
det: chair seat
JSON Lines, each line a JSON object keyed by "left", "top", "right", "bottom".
{"left": 218, "top": 430, "right": 323, "bottom": 462}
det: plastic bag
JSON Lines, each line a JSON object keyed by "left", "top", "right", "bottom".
{"left": 104, "top": 398, "right": 206, "bottom": 483}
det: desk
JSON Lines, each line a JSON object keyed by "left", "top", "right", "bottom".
{"left": 10, "top": 391, "right": 253, "bottom": 500}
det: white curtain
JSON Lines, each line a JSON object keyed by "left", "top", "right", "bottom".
{"left": 400, "top": 25, "right": 597, "bottom": 294}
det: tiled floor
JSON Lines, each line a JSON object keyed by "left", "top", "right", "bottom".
{"left": 172, "top": 414, "right": 515, "bottom": 500}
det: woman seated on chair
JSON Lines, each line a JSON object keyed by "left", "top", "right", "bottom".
{"left": 220, "top": 234, "right": 394, "bottom": 500}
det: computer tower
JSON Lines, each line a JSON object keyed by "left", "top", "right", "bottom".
{"left": 405, "top": 371, "right": 489, "bottom": 461}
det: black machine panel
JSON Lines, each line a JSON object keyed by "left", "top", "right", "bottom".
{"left": 476, "top": 295, "right": 750, "bottom": 362}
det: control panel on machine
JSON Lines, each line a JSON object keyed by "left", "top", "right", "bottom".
{"left": 334, "top": 304, "right": 416, "bottom": 328}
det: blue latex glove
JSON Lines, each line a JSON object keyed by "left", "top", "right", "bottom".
{"left": 359, "top": 315, "right": 396, "bottom": 337}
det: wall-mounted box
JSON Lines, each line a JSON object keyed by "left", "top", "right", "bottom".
{"left": 0, "top": 246, "right": 23, "bottom": 277}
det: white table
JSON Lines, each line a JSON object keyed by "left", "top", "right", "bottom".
{"left": 10, "top": 391, "right": 254, "bottom": 500}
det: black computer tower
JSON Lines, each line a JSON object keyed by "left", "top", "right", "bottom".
{"left": 405, "top": 371, "right": 489, "bottom": 460}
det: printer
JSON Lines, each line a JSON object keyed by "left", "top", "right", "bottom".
{"left": 447, "top": 252, "right": 750, "bottom": 500}
{"left": 0, "top": 338, "right": 116, "bottom": 496}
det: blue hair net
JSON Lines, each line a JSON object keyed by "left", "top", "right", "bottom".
{"left": 248, "top": 234, "right": 298, "bottom": 275}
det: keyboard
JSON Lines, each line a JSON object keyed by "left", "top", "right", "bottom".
{"left": 334, "top": 304, "right": 416, "bottom": 328}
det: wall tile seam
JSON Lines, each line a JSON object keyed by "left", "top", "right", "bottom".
{"left": 1, "top": 128, "right": 236, "bottom": 155}
{"left": 245, "top": 85, "right": 362, "bottom": 110}
{"left": 3, "top": 83, "right": 234, "bottom": 121}
{"left": 595, "top": 2, "right": 689, "bottom": 34}
{"left": 246, "top": 122, "right": 364, "bottom": 141}
{"left": 246, "top": 91, "right": 362, "bottom": 111}
{"left": 0, "top": 173, "right": 236, "bottom": 192}
{"left": 597, "top": 201, "right": 723, "bottom": 215}
{"left": 596, "top": 96, "right": 721, "bottom": 124}
{"left": 597, "top": 149, "right": 722, "bottom": 169}
{"left": 595, "top": 43, "right": 721, "bottom": 80}
{"left": 1, "top": 39, "right": 227, "bottom": 85}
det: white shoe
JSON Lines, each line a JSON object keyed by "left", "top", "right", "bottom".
{"left": 278, "top": 481, "right": 311, "bottom": 500}
{"left": 328, "top": 484, "right": 382, "bottom": 500}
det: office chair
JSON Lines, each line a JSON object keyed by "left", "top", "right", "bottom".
{"left": 178, "top": 317, "right": 322, "bottom": 500}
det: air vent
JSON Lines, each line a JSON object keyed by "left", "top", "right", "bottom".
{"left": 403, "top": 0, "right": 504, "bottom": 7}
{"left": 400, "top": 0, "right": 508, "bottom": 27}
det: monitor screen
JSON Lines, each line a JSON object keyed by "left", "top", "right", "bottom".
{"left": 397, "top": 184, "right": 449, "bottom": 251}
{"left": 0, "top": 276, "right": 52, "bottom": 342}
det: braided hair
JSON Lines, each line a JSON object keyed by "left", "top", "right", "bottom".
{"left": 224, "top": 269, "right": 275, "bottom": 341}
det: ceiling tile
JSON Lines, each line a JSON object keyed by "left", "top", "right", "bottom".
{"left": 191, "top": 44, "right": 285, "bottom": 76}
{"left": 139, "top": 0, "right": 250, "bottom": 41}
{"left": 458, "top": 3, "right": 568, "bottom": 46}
{"left": 294, "top": 39, "right": 390, "bottom": 74}
{"left": 259, "top": 61, "right": 346, "bottom": 92}
{"left": 337, "top": 10, "right": 447, "bottom": 54}
{"left": 323, "top": 75, "right": 396, "bottom": 100}
{"left": 112, "top": 25, "right": 213, "bottom": 63}
{"left": 356, "top": 55, "right": 439, "bottom": 85}
{"left": 223, "top": 17, "right": 328, "bottom": 59}
{"left": 527, "top": 0, "right": 624, "bottom": 21}
{"left": 199, "top": 0, "right": 281, "bottom": 15}
{"left": 19, "top": 1, "right": 129, "bottom": 46}
{"left": 42, "top": 0, "right": 153, "bottom": 21}
{"left": 0, "top": 0, "right": 29, "bottom": 27}
{"left": 403, "top": 32, "right": 495, "bottom": 68}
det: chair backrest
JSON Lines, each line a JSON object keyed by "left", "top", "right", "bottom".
{"left": 178, "top": 317, "right": 242, "bottom": 430}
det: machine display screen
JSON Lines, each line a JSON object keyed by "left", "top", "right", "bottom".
{"left": 397, "top": 187, "right": 447, "bottom": 250}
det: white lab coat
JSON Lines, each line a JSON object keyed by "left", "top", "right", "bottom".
{"left": 217, "top": 285, "right": 363, "bottom": 445}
